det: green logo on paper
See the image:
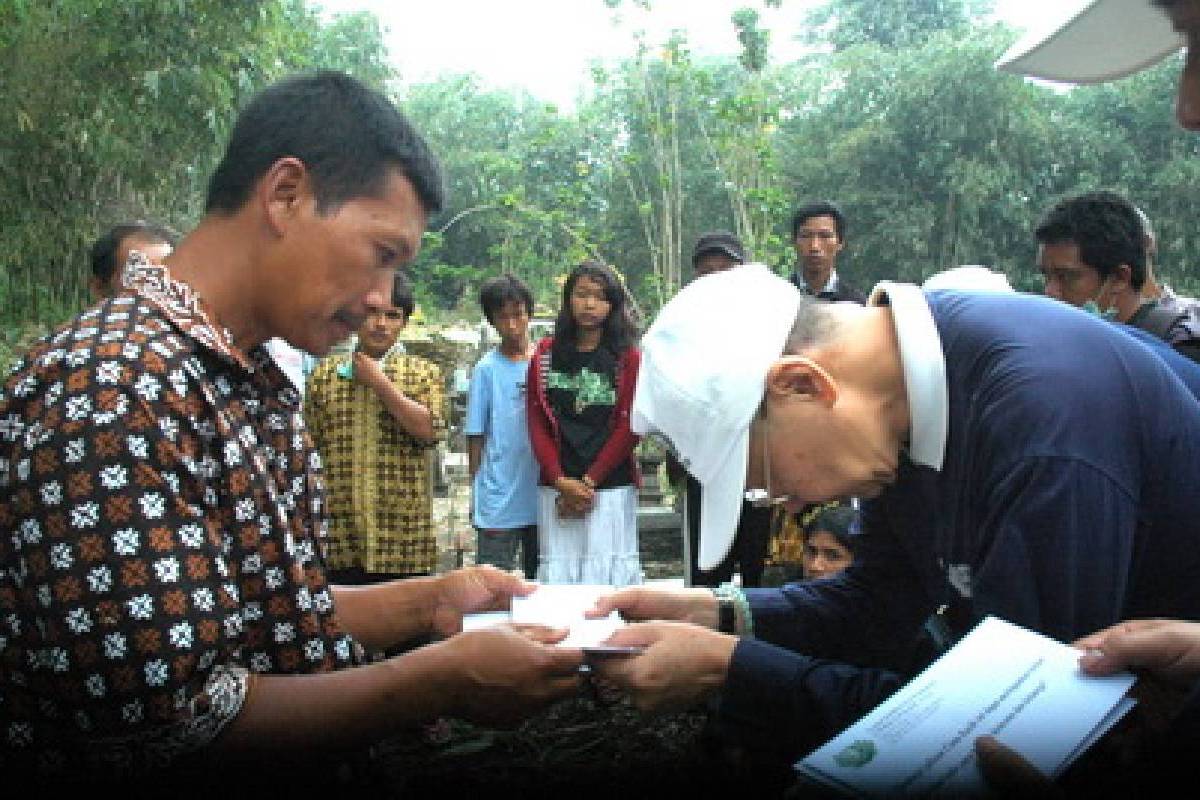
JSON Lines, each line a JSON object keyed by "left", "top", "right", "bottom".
{"left": 835, "top": 740, "right": 877, "bottom": 768}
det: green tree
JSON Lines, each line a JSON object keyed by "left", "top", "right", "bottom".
{"left": 804, "top": 0, "right": 990, "bottom": 51}
{"left": 0, "top": 0, "right": 393, "bottom": 357}
{"left": 401, "top": 76, "right": 607, "bottom": 314}
{"left": 777, "top": 24, "right": 1064, "bottom": 288}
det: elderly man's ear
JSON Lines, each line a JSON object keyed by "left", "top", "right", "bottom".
{"left": 765, "top": 356, "right": 837, "bottom": 408}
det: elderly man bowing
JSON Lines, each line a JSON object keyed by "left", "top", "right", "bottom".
{"left": 589, "top": 262, "right": 1200, "bottom": 761}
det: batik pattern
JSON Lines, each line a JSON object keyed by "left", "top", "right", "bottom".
{"left": 0, "top": 259, "right": 360, "bottom": 774}
{"left": 304, "top": 352, "right": 444, "bottom": 575}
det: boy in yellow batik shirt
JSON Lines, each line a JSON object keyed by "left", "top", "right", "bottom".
{"left": 306, "top": 272, "right": 445, "bottom": 582}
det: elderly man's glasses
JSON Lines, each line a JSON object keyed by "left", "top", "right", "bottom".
{"left": 744, "top": 411, "right": 790, "bottom": 508}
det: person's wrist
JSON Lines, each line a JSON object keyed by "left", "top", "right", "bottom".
{"left": 423, "top": 573, "right": 453, "bottom": 635}
{"left": 581, "top": 475, "right": 596, "bottom": 490}
{"left": 692, "top": 588, "right": 721, "bottom": 630}
{"left": 406, "top": 635, "right": 467, "bottom": 718}
{"left": 702, "top": 630, "right": 739, "bottom": 691}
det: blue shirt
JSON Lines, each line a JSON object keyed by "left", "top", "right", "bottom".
{"left": 719, "top": 291, "right": 1200, "bottom": 756}
{"left": 465, "top": 349, "right": 539, "bottom": 529}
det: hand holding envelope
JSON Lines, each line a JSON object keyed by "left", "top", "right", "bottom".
{"left": 587, "top": 621, "right": 739, "bottom": 713}
{"left": 795, "top": 617, "right": 1137, "bottom": 798}
{"left": 464, "top": 584, "right": 644, "bottom": 654}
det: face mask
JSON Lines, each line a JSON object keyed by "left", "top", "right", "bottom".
{"left": 1082, "top": 277, "right": 1119, "bottom": 321}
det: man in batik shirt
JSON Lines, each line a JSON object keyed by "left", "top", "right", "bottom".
{"left": 0, "top": 71, "right": 582, "bottom": 789}
{"left": 306, "top": 271, "right": 444, "bottom": 583}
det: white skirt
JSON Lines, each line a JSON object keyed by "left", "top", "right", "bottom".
{"left": 536, "top": 485, "right": 643, "bottom": 586}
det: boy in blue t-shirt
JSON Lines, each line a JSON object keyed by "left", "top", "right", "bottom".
{"left": 465, "top": 275, "right": 540, "bottom": 576}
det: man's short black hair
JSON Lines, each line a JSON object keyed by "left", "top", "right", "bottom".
{"left": 479, "top": 274, "right": 534, "bottom": 325}
{"left": 205, "top": 70, "right": 445, "bottom": 218}
{"left": 391, "top": 271, "right": 416, "bottom": 319}
{"left": 791, "top": 201, "right": 847, "bottom": 243}
{"left": 89, "top": 221, "right": 178, "bottom": 282}
{"left": 1034, "top": 190, "right": 1146, "bottom": 289}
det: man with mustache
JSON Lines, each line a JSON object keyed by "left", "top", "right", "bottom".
{"left": 0, "top": 71, "right": 583, "bottom": 791}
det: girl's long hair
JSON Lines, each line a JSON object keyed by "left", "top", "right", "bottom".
{"left": 551, "top": 259, "right": 641, "bottom": 360}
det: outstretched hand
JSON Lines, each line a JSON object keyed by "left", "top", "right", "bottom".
{"left": 588, "top": 621, "right": 736, "bottom": 713}
{"left": 587, "top": 586, "right": 720, "bottom": 628}
{"left": 441, "top": 623, "right": 583, "bottom": 728}
{"left": 431, "top": 565, "right": 536, "bottom": 638}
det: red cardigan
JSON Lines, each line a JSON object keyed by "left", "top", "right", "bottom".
{"left": 525, "top": 336, "right": 641, "bottom": 488}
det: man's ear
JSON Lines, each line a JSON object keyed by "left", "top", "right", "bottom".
{"left": 1111, "top": 263, "right": 1134, "bottom": 291}
{"left": 258, "top": 157, "right": 310, "bottom": 236}
{"left": 765, "top": 355, "right": 837, "bottom": 408}
{"left": 87, "top": 276, "right": 108, "bottom": 303}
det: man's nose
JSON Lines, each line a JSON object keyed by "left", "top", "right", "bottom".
{"left": 363, "top": 271, "right": 394, "bottom": 312}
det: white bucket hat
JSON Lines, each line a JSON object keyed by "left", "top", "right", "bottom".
{"left": 995, "top": 0, "right": 1183, "bottom": 84}
{"left": 632, "top": 264, "right": 801, "bottom": 571}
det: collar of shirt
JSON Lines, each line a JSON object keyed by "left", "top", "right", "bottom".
{"left": 796, "top": 269, "right": 841, "bottom": 296}
{"left": 867, "top": 281, "right": 948, "bottom": 471}
{"left": 125, "top": 254, "right": 259, "bottom": 374}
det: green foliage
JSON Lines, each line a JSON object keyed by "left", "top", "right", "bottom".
{"left": 401, "top": 76, "right": 606, "bottom": 311}
{"left": 732, "top": 8, "right": 770, "bottom": 73}
{"left": 805, "top": 0, "right": 990, "bottom": 51}
{"left": 0, "top": 0, "right": 394, "bottom": 335}
{"left": 3, "top": 0, "right": 1199, "bottom": 348}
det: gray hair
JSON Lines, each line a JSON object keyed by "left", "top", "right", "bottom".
{"left": 783, "top": 295, "right": 840, "bottom": 354}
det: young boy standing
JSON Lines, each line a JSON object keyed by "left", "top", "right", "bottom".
{"left": 466, "top": 275, "right": 540, "bottom": 576}
{"left": 305, "top": 272, "right": 445, "bottom": 584}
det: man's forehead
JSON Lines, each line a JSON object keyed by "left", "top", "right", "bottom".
{"left": 798, "top": 216, "right": 837, "bottom": 230}
{"left": 1037, "top": 241, "right": 1087, "bottom": 264}
{"left": 121, "top": 234, "right": 168, "bottom": 250}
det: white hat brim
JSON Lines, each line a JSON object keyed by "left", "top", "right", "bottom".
{"left": 995, "top": 0, "right": 1182, "bottom": 85}
{"left": 697, "top": 423, "right": 751, "bottom": 572}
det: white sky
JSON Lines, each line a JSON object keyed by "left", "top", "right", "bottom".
{"left": 314, "top": 0, "right": 1056, "bottom": 108}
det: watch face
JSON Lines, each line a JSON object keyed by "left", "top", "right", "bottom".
{"left": 718, "top": 597, "right": 736, "bottom": 634}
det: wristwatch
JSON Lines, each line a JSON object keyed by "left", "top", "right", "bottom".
{"left": 714, "top": 590, "right": 736, "bottom": 634}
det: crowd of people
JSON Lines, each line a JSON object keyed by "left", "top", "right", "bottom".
{"left": 5, "top": 0, "right": 1200, "bottom": 796}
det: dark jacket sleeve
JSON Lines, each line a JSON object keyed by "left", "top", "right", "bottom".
{"left": 716, "top": 637, "right": 906, "bottom": 762}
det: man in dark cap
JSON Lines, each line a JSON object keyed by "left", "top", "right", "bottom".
{"left": 691, "top": 230, "right": 747, "bottom": 278}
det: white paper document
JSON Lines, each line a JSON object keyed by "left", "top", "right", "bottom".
{"left": 796, "top": 616, "right": 1136, "bottom": 797}
{"left": 462, "top": 584, "right": 630, "bottom": 651}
